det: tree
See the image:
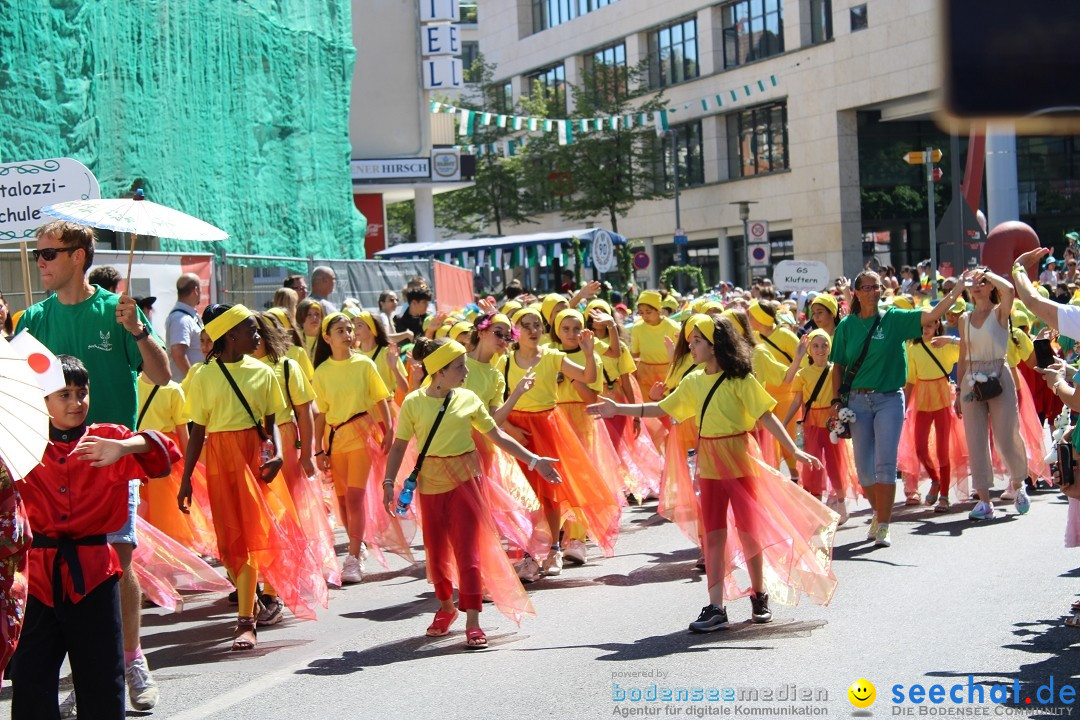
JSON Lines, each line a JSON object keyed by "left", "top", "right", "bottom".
{"left": 432, "top": 57, "right": 535, "bottom": 237}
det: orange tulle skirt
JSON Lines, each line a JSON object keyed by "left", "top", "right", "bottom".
{"left": 556, "top": 402, "right": 631, "bottom": 503}
{"left": 204, "top": 430, "right": 328, "bottom": 619}
{"left": 799, "top": 408, "right": 862, "bottom": 501}
{"left": 417, "top": 453, "right": 535, "bottom": 625}
{"left": 659, "top": 419, "right": 702, "bottom": 547}
{"left": 507, "top": 409, "right": 622, "bottom": 557}
{"left": 0, "top": 479, "right": 29, "bottom": 676}
{"left": 131, "top": 520, "right": 233, "bottom": 612}
{"left": 897, "top": 380, "right": 971, "bottom": 500}
{"left": 598, "top": 383, "right": 664, "bottom": 500}
{"left": 697, "top": 433, "right": 838, "bottom": 607}
{"left": 764, "top": 385, "right": 798, "bottom": 466}
{"left": 472, "top": 430, "right": 552, "bottom": 559}
{"left": 139, "top": 432, "right": 217, "bottom": 559}
{"left": 279, "top": 422, "right": 341, "bottom": 586}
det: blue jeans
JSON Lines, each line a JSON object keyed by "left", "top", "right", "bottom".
{"left": 847, "top": 390, "right": 905, "bottom": 486}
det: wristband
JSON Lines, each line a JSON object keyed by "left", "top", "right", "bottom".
{"left": 830, "top": 398, "right": 844, "bottom": 407}
{"left": 315, "top": 451, "right": 325, "bottom": 457}
{"left": 382, "top": 478, "right": 395, "bottom": 486}
{"left": 132, "top": 325, "right": 150, "bottom": 342}
{"left": 528, "top": 455, "right": 539, "bottom": 471}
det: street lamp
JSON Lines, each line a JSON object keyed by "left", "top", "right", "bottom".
{"left": 731, "top": 200, "right": 758, "bottom": 288}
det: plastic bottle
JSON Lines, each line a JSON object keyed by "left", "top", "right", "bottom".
{"left": 687, "top": 448, "right": 700, "bottom": 497}
{"left": 396, "top": 474, "right": 418, "bottom": 516}
{"left": 260, "top": 439, "right": 275, "bottom": 465}
{"left": 795, "top": 421, "right": 805, "bottom": 450}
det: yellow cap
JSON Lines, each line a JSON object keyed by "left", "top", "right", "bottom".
{"left": 702, "top": 301, "right": 724, "bottom": 314}
{"left": 423, "top": 339, "right": 467, "bottom": 375}
{"left": 265, "top": 306, "right": 292, "bottom": 329}
{"left": 661, "top": 296, "right": 679, "bottom": 311}
{"left": 810, "top": 293, "right": 838, "bottom": 317}
{"left": 892, "top": 296, "right": 915, "bottom": 310}
{"left": 586, "top": 298, "right": 612, "bottom": 316}
{"left": 683, "top": 313, "right": 716, "bottom": 343}
{"left": 511, "top": 307, "right": 542, "bottom": 326}
{"left": 948, "top": 298, "right": 968, "bottom": 314}
{"left": 553, "top": 308, "right": 585, "bottom": 341}
{"left": 541, "top": 294, "right": 567, "bottom": 324}
{"left": 637, "top": 290, "right": 663, "bottom": 311}
{"left": 806, "top": 328, "right": 832, "bottom": 350}
{"left": 448, "top": 321, "right": 473, "bottom": 341}
{"left": 206, "top": 305, "right": 254, "bottom": 342}
{"left": 501, "top": 300, "right": 523, "bottom": 316}
{"left": 351, "top": 309, "right": 377, "bottom": 336}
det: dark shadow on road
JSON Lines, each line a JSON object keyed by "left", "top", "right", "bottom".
{"left": 144, "top": 620, "right": 314, "bottom": 669}
{"left": 340, "top": 592, "right": 436, "bottom": 623}
{"left": 907, "top": 514, "right": 1016, "bottom": 538}
{"left": 295, "top": 630, "right": 529, "bottom": 675}
{"left": 832, "top": 540, "right": 918, "bottom": 566}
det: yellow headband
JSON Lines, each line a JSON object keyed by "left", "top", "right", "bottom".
{"left": 586, "top": 299, "right": 612, "bottom": 316}
{"left": 806, "top": 328, "right": 832, "bottom": 349}
{"left": 684, "top": 313, "right": 716, "bottom": 343}
{"left": 637, "top": 290, "right": 663, "bottom": 311}
{"left": 434, "top": 320, "right": 456, "bottom": 339}
{"left": 702, "top": 301, "right": 724, "bottom": 314}
{"left": 205, "top": 305, "right": 253, "bottom": 341}
{"left": 321, "top": 312, "right": 349, "bottom": 338}
{"left": 720, "top": 309, "right": 746, "bottom": 337}
{"left": 500, "top": 301, "right": 522, "bottom": 316}
{"left": 810, "top": 293, "right": 838, "bottom": 317}
{"left": 512, "top": 307, "right": 542, "bottom": 326}
{"left": 892, "top": 296, "right": 915, "bottom": 310}
{"left": 949, "top": 298, "right": 968, "bottom": 314}
{"left": 348, "top": 309, "right": 377, "bottom": 336}
{"left": 265, "top": 307, "right": 292, "bottom": 329}
{"left": 747, "top": 301, "right": 774, "bottom": 328}
{"left": 541, "top": 293, "right": 567, "bottom": 323}
{"left": 553, "top": 308, "right": 585, "bottom": 337}
{"left": 691, "top": 298, "right": 708, "bottom": 314}
{"left": 448, "top": 321, "right": 473, "bottom": 341}
{"left": 661, "top": 296, "right": 679, "bottom": 311}
{"left": 424, "top": 339, "right": 466, "bottom": 375}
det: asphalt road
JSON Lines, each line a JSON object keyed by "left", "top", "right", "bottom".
{"left": 2, "top": 485, "right": 1078, "bottom": 720}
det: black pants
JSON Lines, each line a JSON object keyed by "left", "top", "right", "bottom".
{"left": 10, "top": 575, "right": 124, "bottom": 720}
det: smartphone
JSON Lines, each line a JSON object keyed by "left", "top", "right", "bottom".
{"left": 1058, "top": 442, "right": 1075, "bottom": 487}
{"left": 1033, "top": 338, "right": 1056, "bottom": 369}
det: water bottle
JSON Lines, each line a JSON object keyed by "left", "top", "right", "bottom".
{"left": 396, "top": 473, "right": 418, "bottom": 516}
{"left": 260, "top": 439, "right": 275, "bottom": 465}
{"left": 687, "top": 449, "right": 700, "bottom": 497}
{"left": 795, "top": 421, "right": 805, "bottom": 450}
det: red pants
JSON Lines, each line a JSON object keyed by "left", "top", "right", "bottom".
{"left": 914, "top": 408, "right": 952, "bottom": 492}
{"left": 802, "top": 426, "right": 849, "bottom": 498}
{"left": 419, "top": 482, "right": 483, "bottom": 611}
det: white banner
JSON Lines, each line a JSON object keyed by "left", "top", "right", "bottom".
{"left": 0, "top": 158, "right": 100, "bottom": 244}
{"left": 773, "top": 260, "right": 831, "bottom": 292}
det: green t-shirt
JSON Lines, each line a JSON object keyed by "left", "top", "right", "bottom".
{"left": 17, "top": 286, "right": 158, "bottom": 427}
{"left": 829, "top": 308, "right": 924, "bottom": 393}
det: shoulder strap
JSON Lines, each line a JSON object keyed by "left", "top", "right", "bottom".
{"left": 840, "top": 310, "right": 887, "bottom": 394}
{"left": 136, "top": 385, "right": 161, "bottom": 430}
{"left": 217, "top": 359, "right": 269, "bottom": 440}
{"left": 803, "top": 363, "right": 832, "bottom": 417}
{"left": 503, "top": 351, "right": 512, "bottom": 401}
{"left": 761, "top": 333, "right": 793, "bottom": 363}
{"left": 373, "top": 345, "right": 383, "bottom": 361}
{"left": 697, "top": 374, "right": 727, "bottom": 441}
{"left": 412, "top": 391, "right": 454, "bottom": 475}
{"left": 283, "top": 357, "right": 295, "bottom": 410}
{"left": 918, "top": 340, "right": 952, "bottom": 381}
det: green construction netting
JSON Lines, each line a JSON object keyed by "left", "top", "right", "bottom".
{"left": 0, "top": 0, "right": 366, "bottom": 258}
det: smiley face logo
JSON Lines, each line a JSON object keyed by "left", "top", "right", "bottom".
{"left": 848, "top": 679, "right": 876, "bottom": 709}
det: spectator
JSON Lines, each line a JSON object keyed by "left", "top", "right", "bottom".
{"left": 88, "top": 265, "right": 121, "bottom": 293}
{"left": 559, "top": 269, "right": 575, "bottom": 294}
{"left": 395, "top": 282, "right": 433, "bottom": 339}
{"left": 272, "top": 287, "right": 299, "bottom": 323}
{"left": 0, "top": 291, "right": 11, "bottom": 339}
{"left": 504, "top": 278, "right": 525, "bottom": 301}
{"left": 310, "top": 266, "right": 337, "bottom": 315}
{"left": 377, "top": 290, "right": 412, "bottom": 344}
{"left": 1040, "top": 257, "right": 1061, "bottom": 287}
{"left": 284, "top": 274, "right": 308, "bottom": 301}
{"left": 135, "top": 296, "right": 156, "bottom": 321}
{"left": 166, "top": 273, "right": 205, "bottom": 382}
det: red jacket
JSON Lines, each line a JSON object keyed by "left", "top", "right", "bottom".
{"left": 19, "top": 424, "right": 179, "bottom": 606}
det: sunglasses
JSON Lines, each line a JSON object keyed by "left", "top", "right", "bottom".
{"left": 492, "top": 331, "right": 513, "bottom": 342}
{"left": 857, "top": 284, "right": 882, "bottom": 291}
{"left": 32, "top": 247, "right": 79, "bottom": 262}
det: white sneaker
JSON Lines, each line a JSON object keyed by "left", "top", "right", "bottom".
{"left": 514, "top": 556, "right": 541, "bottom": 583}
{"left": 541, "top": 549, "right": 563, "bottom": 577}
{"left": 125, "top": 656, "right": 159, "bottom": 710}
{"left": 563, "top": 539, "right": 587, "bottom": 566}
{"left": 828, "top": 496, "right": 849, "bottom": 525}
{"left": 341, "top": 554, "right": 364, "bottom": 583}
{"left": 1001, "top": 487, "right": 1017, "bottom": 501}
{"left": 866, "top": 516, "right": 879, "bottom": 541}
{"left": 59, "top": 691, "right": 77, "bottom": 719}
{"left": 874, "top": 525, "right": 891, "bottom": 547}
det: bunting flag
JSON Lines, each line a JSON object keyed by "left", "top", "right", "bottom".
{"left": 652, "top": 109, "right": 669, "bottom": 136}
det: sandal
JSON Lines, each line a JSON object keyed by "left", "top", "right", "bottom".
{"left": 1071, "top": 600, "right": 1080, "bottom": 613}
{"left": 425, "top": 608, "right": 459, "bottom": 637}
{"left": 925, "top": 486, "right": 939, "bottom": 505}
{"left": 464, "top": 626, "right": 488, "bottom": 649}
{"left": 905, "top": 493, "right": 921, "bottom": 506}
{"left": 232, "top": 616, "right": 257, "bottom": 651}
{"left": 1065, "top": 613, "right": 1080, "bottom": 628}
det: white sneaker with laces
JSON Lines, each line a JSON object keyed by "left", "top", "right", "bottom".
{"left": 1001, "top": 487, "right": 1017, "bottom": 501}
{"left": 125, "top": 656, "right": 159, "bottom": 710}
{"left": 341, "top": 554, "right": 364, "bottom": 583}
{"left": 514, "top": 556, "right": 541, "bottom": 583}
{"left": 563, "top": 539, "right": 587, "bottom": 566}
{"left": 541, "top": 549, "right": 563, "bottom": 577}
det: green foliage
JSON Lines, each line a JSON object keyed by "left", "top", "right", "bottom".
{"left": 659, "top": 265, "right": 706, "bottom": 296}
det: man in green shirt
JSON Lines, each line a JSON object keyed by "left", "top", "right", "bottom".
{"left": 16, "top": 220, "right": 171, "bottom": 712}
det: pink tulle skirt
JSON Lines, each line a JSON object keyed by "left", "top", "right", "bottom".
{"left": 1066, "top": 498, "right": 1080, "bottom": 548}
{"left": 472, "top": 430, "right": 552, "bottom": 559}
{"left": 697, "top": 433, "right": 838, "bottom": 607}
{"left": 556, "top": 402, "right": 631, "bottom": 504}
{"left": 897, "top": 380, "right": 971, "bottom": 500}
{"left": 1014, "top": 371, "right": 1050, "bottom": 480}
{"left": 279, "top": 423, "right": 341, "bottom": 586}
{"left": 658, "top": 418, "right": 702, "bottom": 548}
{"left": 131, "top": 520, "right": 233, "bottom": 612}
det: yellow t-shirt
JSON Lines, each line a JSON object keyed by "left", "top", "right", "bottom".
{"left": 136, "top": 375, "right": 187, "bottom": 432}
{"left": 1006, "top": 328, "right": 1034, "bottom": 368}
{"left": 751, "top": 344, "right": 789, "bottom": 388}
{"left": 757, "top": 327, "right": 799, "bottom": 365}
{"left": 658, "top": 370, "right": 777, "bottom": 436}
{"left": 396, "top": 388, "right": 497, "bottom": 458}
{"left": 630, "top": 317, "right": 680, "bottom": 364}
{"left": 664, "top": 354, "right": 701, "bottom": 391}
{"left": 792, "top": 364, "right": 837, "bottom": 410}
{"left": 312, "top": 354, "right": 391, "bottom": 425}
{"left": 907, "top": 341, "right": 960, "bottom": 381}
{"left": 357, "top": 344, "right": 406, "bottom": 398}
{"left": 287, "top": 344, "right": 315, "bottom": 383}
{"left": 261, "top": 355, "right": 317, "bottom": 425}
{"left": 180, "top": 362, "right": 203, "bottom": 397}
{"left": 555, "top": 348, "right": 604, "bottom": 404}
{"left": 596, "top": 338, "right": 637, "bottom": 385}
{"left": 495, "top": 347, "right": 565, "bottom": 412}
{"left": 464, "top": 356, "right": 507, "bottom": 410}
{"left": 303, "top": 333, "right": 319, "bottom": 360}
{"left": 184, "top": 356, "right": 287, "bottom": 433}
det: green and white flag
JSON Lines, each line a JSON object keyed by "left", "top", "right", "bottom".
{"left": 652, "top": 109, "right": 669, "bottom": 136}
{"left": 458, "top": 108, "right": 475, "bottom": 136}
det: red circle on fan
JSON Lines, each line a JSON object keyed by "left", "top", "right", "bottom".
{"left": 981, "top": 221, "right": 1040, "bottom": 277}
{"left": 27, "top": 353, "right": 51, "bottom": 374}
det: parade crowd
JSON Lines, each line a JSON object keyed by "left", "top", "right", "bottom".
{"left": 1, "top": 220, "right": 1079, "bottom": 719}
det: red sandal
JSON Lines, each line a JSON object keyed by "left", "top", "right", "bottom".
{"left": 464, "top": 627, "right": 488, "bottom": 649}
{"left": 425, "top": 608, "right": 458, "bottom": 637}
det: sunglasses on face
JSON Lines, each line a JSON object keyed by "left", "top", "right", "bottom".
{"left": 32, "top": 247, "right": 79, "bottom": 262}
{"left": 857, "top": 284, "right": 882, "bottom": 291}
{"left": 492, "top": 331, "right": 512, "bottom": 341}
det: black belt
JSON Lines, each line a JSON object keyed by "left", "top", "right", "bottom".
{"left": 327, "top": 412, "right": 368, "bottom": 457}
{"left": 31, "top": 533, "right": 108, "bottom": 607}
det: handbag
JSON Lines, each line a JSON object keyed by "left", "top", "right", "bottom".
{"left": 971, "top": 375, "right": 1003, "bottom": 402}
{"left": 837, "top": 310, "right": 887, "bottom": 401}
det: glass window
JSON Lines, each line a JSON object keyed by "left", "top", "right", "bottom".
{"left": 532, "top": 0, "right": 618, "bottom": 33}
{"left": 657, "top": 121, "right": 705, "bottom": 190}
{"left": 589, "top": 42, "right": 628, "bottom": 99}
{"left": 810, "top": 0, "right": 832, "bottom": 44}
{"left": 649, "top": 17, "right": 699, "bottom": 88}
{"left": 726, "top": 102, "right": 789, "bottom": 178}
{"left": 527, "top": 63, "right": 567, "bottom": 114}
{"left": 850, "top": 4, "right": 868, "bottom": 32}
{"left": 496, "top": 82, "right": 514, "bottom": 114}
{"left": 460, "top": 41, "right": 480, "bottom": 83}
{"left": 460, "top": 1, "right": 478, "bottom": 24}
{"left": 721, "top": 0, "right": 784, "bottom": 69}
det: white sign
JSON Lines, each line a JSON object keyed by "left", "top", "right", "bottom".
{"left": 773, "top": 260, "right": 831, "bottom": 292}
{"left": 431, "top": 148, "right": 461, "bottom": 181}
{"left": 748, "top": 220, "right": 769, "bottom": 244}
{"left": 591, "top": 229, "right": 616, "bottom": 274}
{"left": 423, "top": 57, "right": 463, "bottom": 89}
{"left": 0, "top": 157, "right": 100, "bottom": 244}
{"left": 419, "top": 0, "right": 459, "bottom": 22}
{"left": 351, "top": 158, "right": 431, "bottom": 181}
{"left": 421, "top": 23, "right": 460, "bottom": 55}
